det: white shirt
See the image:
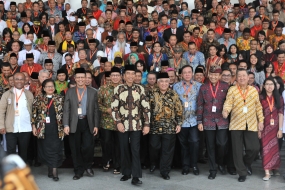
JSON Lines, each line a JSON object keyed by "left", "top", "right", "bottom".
{"left": 104, "top": 47, "right": 114, "bottom": 62}
{"left": 18, "top": 49, "right": 41, "bottom": 66}
{"left": 61, "top": 52, "right": 79, "bottom": 65}
{"left": 1, "top": 0, "right": 10, "bottom": 10}
{"left": 85, "top": 25, "right": 104, "bottom": 42}
{"left": 13, "top": 88, "right": 32, "bottom": 133}
{"left": 225, "top": 22, "right": 239, "bottom": 31}
{"left": 19, "top": 33, "right": 37, "bottom": 43}
{"left": 0, "top": 20, "right": 7, "bottom": 34}
{"left": 113, "top": 42, "right": 131, "bottom": 56}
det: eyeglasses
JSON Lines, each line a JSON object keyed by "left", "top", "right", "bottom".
{"left": 222, "top": 74, "right": 231, "bottom": 77}
{"left": 111, "top": 74, "right": 121, "bottom": 77}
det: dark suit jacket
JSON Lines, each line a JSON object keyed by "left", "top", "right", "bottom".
{"left": 63, "top": 86, "right": 99, "bottom": 133}
{"left": 48, "top": 24, "right": 59, "bottom": 37}
{"left": 255, "top": 29, "right": 274, "bottom": 41}
{"left": 163, "top": 28, "right": 183, "bottom": 43}
{"left": 244, "top": 50, "right": 264, "bottom": 63}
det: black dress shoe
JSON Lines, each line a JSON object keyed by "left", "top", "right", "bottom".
{"left": 198, "top": 159, "right": 207, "bottom": 164}
{"left": 218, "top": 165, "right": 227, "bottom": 175}
{"left": 238, "top": 176, "right": 246, "bottom": 182}
{"left": 86, "top": 169, "right": 94, "bottom": 177}
{"left": 120, "top": 175, "right": 131, "bottom": 181}
{"left": 182, "top": 168, "right": 189, "bottom": 175}
{"left": 208, "top": 173, "right": 216, "bottom": 180}
{"left": 193, "top": 167, "right": 199, "bottom": 175}
{"left": 73, "top": 175, "right": 82, "bottom": 180}
{"left": 131, "top": 177, "right": 142, "bottom": 185}
{"left": 150, "top": 165, "right": 156, "bottom": 173}
{"left": 246, "top": 166, "right": 252, "bottom": 176}
{"left": 53, "top": 176, "right": 59, "bottom": 181}
{"left": 161, "top": 174, "right": 170, "bottom": 180}
{"left": 228, "top": 168, "right": 237, "bottom": 175}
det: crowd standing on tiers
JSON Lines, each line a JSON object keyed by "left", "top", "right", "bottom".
{"left": 1, "top": 0, "right": 285, "bottom": 186}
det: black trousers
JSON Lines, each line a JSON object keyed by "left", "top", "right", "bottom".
{"left": 149, "top": 134, "right": 176, "bottom": 175}
{"left": 100, "top": 128, "right": 120, "bottom": 168}
{"left": 118, "top": 131, "right": 142, "bottom": 178}
{"left": 198, "top": 131, "right": 206, "bottom": 159}
{"left": 224, "top": 129, "right": 235, "bottom": 170}
{"left": 204, "top": 128, "right": 228, "bottom": 173}
{"left": 231, "top": 130, "right": 260, "bottom": 176}
{"left": 27, "top": 135, "right": 38, "bottom": 162}
{"left": 6, "top": 132, "right": 31, "bottom": 162}
{"left": 69, "top": 118, "right": 94, "bottom": 175}
{"left": 178, "top": 126, "right": 199, "bottom": 169}
{"left": 140, "top": 133, "right": 150, "bottom": 166}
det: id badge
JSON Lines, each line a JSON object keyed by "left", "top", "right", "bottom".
{"left": 78, "top": 108, "right": 82, "bottom": 115}
{"left": 270, "top": 119, "right": 274, "bottom": 126}
{"left": 184, "top": 102, "right": 188, "bottom": 108}
{"left": 243, "top": 106, "right": 248, "bottom": 113}
{"left": 8, "top": 98, "right": 11, "bottom": 104}
{"left": 212, "top": 106, "right": 216, "bottom": 113}
{"left": 46, "top": 116, "right": 50, "bottom": 123}
{"left": 15, "top": 109, "right": 19, "bottom": 116}
{"left": 155, "top": 67, "right": 160, "bottom": 72}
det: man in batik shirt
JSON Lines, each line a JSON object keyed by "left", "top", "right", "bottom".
{"left": 111, "top": 64, "right": 150, "bottom": 185}
{"left": 98, "top": 67, "right": 122, "bottom": 174}
{"left": 197, "top": 66, "right": 229, "bottom": 180}
{"left": 149, "top": 72, "right": 183, "bottom": 180}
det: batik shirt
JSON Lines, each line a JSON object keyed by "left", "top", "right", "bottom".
{"left": 111, "top": 84, "right": 150, "bottom": 131}
{"left": 98, "top": 84, "right": 116, "bottom": 131}
{"left": 149, "top": 88, "right": 183, "bottom": 134}
{"left": 173, "top": 80, "right": 202, "bottom": 127}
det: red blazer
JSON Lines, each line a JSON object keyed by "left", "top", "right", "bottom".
{"left": 273, "top": 61, "right": 285, "bottom": 82}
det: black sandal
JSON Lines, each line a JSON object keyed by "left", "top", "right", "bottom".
{"left": 103, "top": 163, "right": 110, "bottom": 171}
{"left": 113, "top": 168, "right": 121, "bottom": 175}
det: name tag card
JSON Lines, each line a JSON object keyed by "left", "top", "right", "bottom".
{"left": 78, "top": 108, "right": 82, "bottom": 115}
{"left": 212, "top": 106, "right": 216, "bottom": 113}
{"left": 15, "top": 110, "right": 19, "bottom": 116}
{"left": 184, "top": 102, "right": 188, "bottom": 108}
{"left": 243, "top": 106, "right": 248, "bottom": 113}
{"left": 270, "top": 119, "right": 274, "bottom": 126}
{"left": 46, "top": 116, "right": 50, "bottom": 123}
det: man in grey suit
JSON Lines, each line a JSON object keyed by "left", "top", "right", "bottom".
{"left": 63, "top": 68, "right": 99, "bottom": 180}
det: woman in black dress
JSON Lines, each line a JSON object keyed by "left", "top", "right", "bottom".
{"left": 32, "top": 79, "right": 65, "bottom": 181}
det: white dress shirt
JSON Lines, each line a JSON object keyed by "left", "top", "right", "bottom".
{"left": 85, "top": 25, "right": 104, "bottom": 42}
{"left": 18, "top": 49, "right": 41, "bottom": 66}
{"left": 13, "top": 88, "right": 32, "bottom": 133}
{"left": 61, "top": 51, "right": 79, "bottom": 65}
{"left": 113, "top": 42, "right": 131, "bottom": 56}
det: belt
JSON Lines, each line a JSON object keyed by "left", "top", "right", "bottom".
{"left": 78, "top": 115, "right": 87, "bottom": 119}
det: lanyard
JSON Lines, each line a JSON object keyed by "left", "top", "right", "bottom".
{"left": 46, "top": 99, "right": 53, "bottom": 115}
{"left": 2, "top": 74, "right": 7, "bottom": 85}
{"left": 27, "top": 65, "right": 34, "bottom": 76}
{"left": 209, "top": 81, "right": 220, "bottom": 99}
{"left": 182, "top": 81, "right": 192, "bottom": 97}
{"left": 15, "top": 88, "right": 24, "bottom": 108}
{"left": 144, "top": 46, "right": 151, "bottom": 54}
{"left": 90, "top": 50, "right": 96, "bottom": 60}
{"left": 76, "top": 86, "right": 86, "bottom": 106}
{"left": 237, "top": 85, "right": 249, "bottom": 104}
{"left": 11, "top": 65, "right": 18, "bottom": 75}
{"left": 174, "top": 58, "right": 182, "bottom": 68}
{"left": 48, "top": 53, "right": 54, "bottom": 59}
{"left": 267, "top": 96, "right": 274, "bottom": 118}
{"left": 188, "top": 53, "right": 195, "bottom": 63}
{"left": 69, "top": 25, "right": 74, "bottom": 33}
{"left": 154, "top": 53, "right": 162, "bottom": 66}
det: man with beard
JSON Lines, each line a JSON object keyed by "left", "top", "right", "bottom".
{"left": 113, "top": 32, "right": 131, "bottom": 57}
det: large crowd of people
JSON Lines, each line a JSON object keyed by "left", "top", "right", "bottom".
{"left": 0, "top": 0, "right": 284, "bottom": 186}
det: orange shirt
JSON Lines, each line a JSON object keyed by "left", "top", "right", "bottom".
{"left": 190, "top": 36, "right": 202, "bottom": 50}
{"left": 20, "top": 63, "right": 43, "bottom": 76}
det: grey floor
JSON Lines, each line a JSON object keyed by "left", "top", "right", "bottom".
{"left": 32, "top": 151, "right": 285, "bottom": 190}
